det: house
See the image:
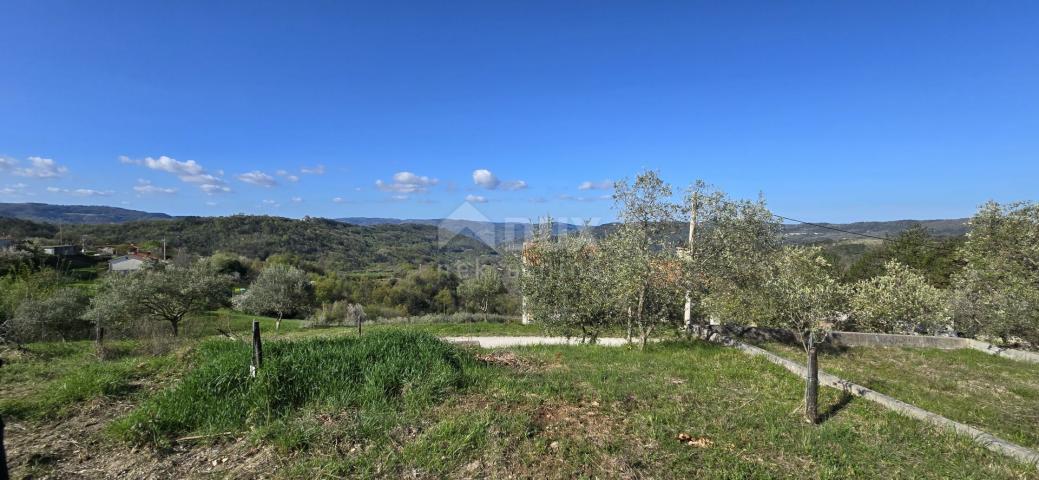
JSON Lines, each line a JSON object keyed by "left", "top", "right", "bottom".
{"left": 42, "top": 245, "right": 81, "bottom": 256}
{"left": 109, "top": 253, "right": 157, "bottom": 273}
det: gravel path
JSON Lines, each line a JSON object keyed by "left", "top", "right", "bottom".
{"left": 441, "top": 336, "right": 632, "bottom": 348}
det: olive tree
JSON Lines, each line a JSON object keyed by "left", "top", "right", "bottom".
{"left": 7, "top": 287, "right": 91, "bottom": 342}
{"left": 521, "top": 221, "right": 616, "bottom": 343}
{"left": 86, "top": 261, "right": 233, "bottom": 337}
{"left": 233, "top": 263, "right": 315, "bottom": 331}
{"left": 950, "top": 201, "right": 1039, "bottom": 346}
{"left": 849, "top": 260, "right": 949, "bottom": 334}
{"left": 457, "top": 267, "right": 505, "bottom": 314}
{"left": 683, "top": 181, "right": 782, "bottom": 332}
{"left": 758, "top": 246, "right": 846, "bottom": 424}
{"left": 610, "top": 170, "right": 684, "bottom": 349}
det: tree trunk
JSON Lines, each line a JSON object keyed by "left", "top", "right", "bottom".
{"left": 625, "top": 307, "right": 633, "bottom": 344}
{"left": 1, "top": 414, "right": 8, "bottom": 480}
{"left": 805, "top": 337, "right": 819, "bottom": 424}
{"left": 276, "top": 312, "right": 283, "bottom": 332}
{"left": 95, "top": 324, "right": 105, "bottom": 359}
{"left": 357, "top": 311, "right": 362, "bottom": 336}
{"left": 170, "top": 318, "right": 180, "bottom": 337}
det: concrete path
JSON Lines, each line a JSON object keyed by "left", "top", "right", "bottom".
{"left": 441, "top": 336, "right": 631, "bottom": 348}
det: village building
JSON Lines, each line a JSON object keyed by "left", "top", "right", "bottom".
{"left": 42, "top": 245, "right": 82, "bottom": 256}
{"left": 108, "top": 253, "right": 156, "bottom": 273}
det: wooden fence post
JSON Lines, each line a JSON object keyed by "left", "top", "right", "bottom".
{"left": 1, "top": 415, "right": 9, "bottom": 480}
{"left": 251, "top": 321, "right": 263, "bottom": 378}
{"left": 357, "top": 312, "right": 362, "bottom": 337}
{"left": 95, "top": 325, "right": 105, "bottom": 359}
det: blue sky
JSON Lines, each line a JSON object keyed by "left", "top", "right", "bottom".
{"left": 1, "top": 1, "right": 1037, "bottom": 223}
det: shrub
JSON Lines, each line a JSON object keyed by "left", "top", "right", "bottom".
{"left": 6, "top": 287, "right": 91, "bottom": 343}
{"left": 848, "top": 260, "right": 950, "bottom": 335}
{"left": 309, "top": 301, "right": 366, "bottom": 327}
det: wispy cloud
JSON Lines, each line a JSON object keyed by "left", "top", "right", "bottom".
{"left": 560, "top": 193, "right": 612, "bottom": 202}
{"left": 237, "top": 170, "right": 278, "bottom": 187}
{"left": 465, "top": 194, "right": 488, "bottom": 203}
{"left": 375, "top": 171, "right": 438, "bottom": 197}
{"left": 0, "top": 183, "right": 29, "bottom": 195}
{"left": 301, "top": 164, "right": 326, "bottom": 175}
{"left": 472, "top": 169, "right": 527, "bottom": 190}
{"left": 133, "top": 179, "right": 177, "bottom": 194}
{"left": 46, "top": 186, "right": 113, "bottom": 197}
{"left": 0, "top": 156, "right": 69, "bottom": 178}
{"left": 120, "top": 155, "right": 231, "bottom": 194}
{"left": 578, "top": 179, "right": 613, "bottom": 191}
{"left": 276, "top": 170, "right": 300, "bottom": 182}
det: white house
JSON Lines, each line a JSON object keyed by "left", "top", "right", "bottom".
{"left": 109, "top": 254, "right": 153, "bottom": 273}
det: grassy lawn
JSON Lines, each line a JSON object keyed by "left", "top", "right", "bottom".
{"left": 277, "top": 340, "right": 1028, "bottom": 478}
{"left": 3, "top": 327, "right": 1035, "bottom": 478}
{"left": 763, "top": 342, "right": 1039, "bottom": 451}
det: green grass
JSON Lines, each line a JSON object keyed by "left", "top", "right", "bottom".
{"left": 4, "top": 323, "right": 1036, "bottom": 478}
{"left": 276, "top": 340, "right": 1031, "bottom": 478}
{"left": 763, "top": 342, "right": 1039, "bottom": 451}
{"left": 110, "top": 330, "right": 476, "bottom": 445}
{"left": 0, "top": 340, "right": 175, "bottom": 419}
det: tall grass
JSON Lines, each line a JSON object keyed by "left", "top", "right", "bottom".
{"left": 111, "top": 330, "right": 476, "bottom": 444}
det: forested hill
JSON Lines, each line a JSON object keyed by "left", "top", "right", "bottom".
{"left": 0, "top": 202, "right": 173, "bottom": 224}
{"left": 781, "top": 218, "right": 969, "bottom": 244}
{"left": 0, "top": 215, "right": 496, "bottom": 272}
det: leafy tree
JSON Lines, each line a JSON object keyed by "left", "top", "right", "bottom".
{"left": 234, "top": 264, "right": 316, "bottom": 330}
{"left": 848, "top": 260, "right": 949, "bottom": 334}
{"left": 683, "top": 181, "right": 782, "bottom": 329}
{"left": 610, "top": 171, "right": 683, "bottom": 349}
{"left": 844, "top": 225, "right": 963, "bottom": 287}
{"left": 7, "top": 287, "right": 91, "bottom": 342}
{"left": 521, "top": 222, "right": 616, "bottom": 342}
{"left": 950, "top": 201, "right": 1039, "bottom": 346}
{"left": 457, "top": 267, "right": 506, "bottom": 314}
{"left": 86, "top": 261, "right": 233, "bottom": 336}
{"left": 757, "top": 246, "right": 847, "bottom": 423}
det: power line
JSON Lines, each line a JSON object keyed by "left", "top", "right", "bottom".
{"left": 775, "top": 215, "right": 894, "bottom": 242}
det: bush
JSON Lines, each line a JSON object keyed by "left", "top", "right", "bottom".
{"left": 6, "top": 287, "right": 91, "bottom": 343}
{"left": 847, "top": 261, "right": 949, "bottom": 335}
{"left": 309, "top": 301, "right": 366, "bottom": 327}
{"left": 112, "top": 330, "right": 475, "bottom": 444}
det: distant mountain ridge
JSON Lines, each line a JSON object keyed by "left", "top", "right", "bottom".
{"left": 0, "top": 202, "right": 172, "bottom": 224}
{"left": 341, "top": 216, "right": 971, "bottom": 246}
{"left": 0, "top": 203, "right": 970, "bottom": 245}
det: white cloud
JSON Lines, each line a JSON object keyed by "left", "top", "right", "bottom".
{"left": 560, "top": 193, "right": 612, "bottom": 202}
{"left": 465, "top": 194, "right": 488, "bottom": 203}
{"left": 332, "top": 197, "right": 345, "bottom": 203}
{"left": 262, "top": 199, "right": 280, "bottom": 207}
{"left": 133, "top": 179, "right": 177, "bottom": 194}
{"left": 578, "top": 179, "right": 613, "bottom": 191}
{"left": 301, "top": 164, "right": 326, "bottom": 175}
{"left": 472, "top": 169, "right": 527, "bottom": 191}
{"left": 290, "top": 196, "right": 303, "bottom": 204}
{"left": 120, "top": 155, "right": 230, "bottom": 194}
{"left": 375, "top": 171, "right": 438, "bottom": 196}
{"left": 0, "top": 183, "right": 29, "bottom": 195}
{"left": 276, "top": 170, "right": 300, "bottom": 182}
{"left": 0, "top": 156, "right": 69, "bottom": 178}
{"left": 236, "top": 170, "right": 277, "bottom": 187}
{"left": 46, "top": 186, "right": 113, "bottom": 197}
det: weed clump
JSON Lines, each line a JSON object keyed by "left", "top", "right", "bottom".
{"left": 112, "top": 330, "right": 474, "bottom": 444}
